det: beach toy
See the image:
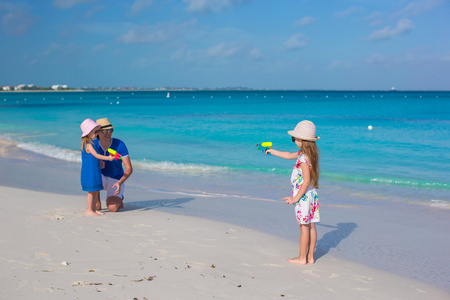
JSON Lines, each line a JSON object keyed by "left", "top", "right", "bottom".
{"left": 368, "top": 125, "right": 373, "bottom": 130}
{"left": 255, "top": 142, "right": 272, "bottom": 155}
{"left": 108, "top": 148, "right": 122, "bottom": 160}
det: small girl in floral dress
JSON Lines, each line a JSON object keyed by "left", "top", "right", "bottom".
{"left": 267, "top": 120, "right": 320, "bottom": 265}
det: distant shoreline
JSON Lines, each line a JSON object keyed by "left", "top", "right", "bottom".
{"left": 2, "top": 88, "right": 449, "bottom": 92}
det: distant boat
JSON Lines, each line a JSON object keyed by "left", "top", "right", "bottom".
{"left": 166, "top": 92, "right": 170, "bottom": 98}
{"left": 391, "top": 87, "right": 396, "bottom": 91}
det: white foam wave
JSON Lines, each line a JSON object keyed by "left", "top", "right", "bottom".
{"left": 145, "top": 188, "right": 279, "bottom": 202}
{"left": 17, "top": 142, "right": 81, "bottom": 163}
{"left": 133, "top": 159, "right": 228, "bottom": 174}
{"left": 15, "top": 141, "right": 228, "bottom": 174}
{"left": 429, "top": 199, "right": 450, "bottom": 209}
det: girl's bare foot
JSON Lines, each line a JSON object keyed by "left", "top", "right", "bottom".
{"left": 95, "top": 210, "right": 104, "bottom": 215}
{"left": 287, "top": 257, "right": 307, "bottom": 265}
{"left": 86, "top": 210, "right": 103, "bottom": 216}
{"left": 86, "top": 210, "right": 99, "bottom": 216}
{"left": 308, "top": 258, "right": 315, "bottom": 264}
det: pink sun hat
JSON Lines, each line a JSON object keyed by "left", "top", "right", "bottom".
{"left": 80, "top": 118, "right": 101, "bottom": 138}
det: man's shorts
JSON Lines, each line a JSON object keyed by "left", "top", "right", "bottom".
{"left": 102, "top": 175, "right": 125, "bottom": 199}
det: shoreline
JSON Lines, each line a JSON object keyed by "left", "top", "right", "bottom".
{"left": 1, "top": 185, "right": 448, "bottom": 299}
{"left": 1, "top": 137, "right": 450, "bottom": 294}
{"left": 2, "top": 89, "right": 450, "bottom": 93}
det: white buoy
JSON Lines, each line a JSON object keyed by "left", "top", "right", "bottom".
{"left": 368, "top": 125, "right": 373, "bottom": 130}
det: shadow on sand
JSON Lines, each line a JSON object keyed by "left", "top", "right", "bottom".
{"left": 315, "top": 222, "right": 357, "bottom": 261}
{"left": 124, "top": 198, "right": 195, "bottom": 211}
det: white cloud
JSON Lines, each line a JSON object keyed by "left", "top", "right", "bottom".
{"left": 2, "top": 7, "right": 34, "bottom": 35}
{"left": 204, "top": 42, "right": 263, "bottom": 61}
{"left": 92, "top": 44, "right": 107, "bottom": 52}
{"left": 40, "top": 43, "right": 83, "bottom": 57}
{"left": 366, "top": 53, "right": 390, "bottom": 65}
{"left": 85, "top": 5, "right": 105, "bottom": 18}
{"left": 334, "top": 6, "right": 364, "bottom": 18}
{"left": 184, "top": 0, "right": 247, "bottom": 13}
{"left": 118, "top": 20, "right": 196, "bottom": 44}
{"left": 329, "top": 60, "right": 351, "bottom": 70}
{"left": 247, "top": 48, "right": 263, "bottom": 61}
{"left": 295, "top": 16, "right": 315, "bottom": 27}
{"left": 365, "top": 12, "right": 383, "bottom": 27}
{"left": 131, "top": 57, "right": 153, "bottom": 68}
{"left": 171, "top": 45, "right": 193, "bottom": 61}
{"left": 130, "top": 0, "right": 154, "bottom": 16}
{"left": 206, "top": 43, "right": 243, "bottom": 58}
{"left": 283, "top": 33, "right": 308, "bottom": 50}
{"left": 368, "top": 19, "right": 414, "bottom": 41}
{"left": 53, "top": 0, "right": 100, "bottom": 9}
{"left": 398, "top": 0, "right": 445, "bottom": 17}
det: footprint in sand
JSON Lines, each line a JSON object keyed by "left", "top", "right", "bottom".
{"left": 353, "top": 275, "right": 374, "bottom": 284}
{"left": 134, "top": 224, "right": 153, "bottom": 228}
{"left": 261, "top": 263, "right": 284, "bottom": 268}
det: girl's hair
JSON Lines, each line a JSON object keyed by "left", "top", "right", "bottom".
{"left": 302, "top": 140, "right": 320, "bottom": 188}
{"left": 80, "top": 136, "right": 93, "bottom": 152}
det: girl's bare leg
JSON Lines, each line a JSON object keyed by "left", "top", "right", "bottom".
{"left": 308, "top": 223, "right": 317, "bottom": 264}
{"left": 93, "top": 191, "right": 102, "bottom": 211}
{"left": 86, "top": 192, "right": 103, "bottom": 216}
{"left": 288, "top": 224, "right": 310, "bottom": 265}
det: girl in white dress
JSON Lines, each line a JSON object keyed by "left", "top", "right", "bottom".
{"left": 267, "top": 120, "right": 320, "bottom": 264}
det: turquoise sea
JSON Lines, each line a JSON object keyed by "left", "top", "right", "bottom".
{"left": 1, "top": 90, "right": 449, "bottom": 209}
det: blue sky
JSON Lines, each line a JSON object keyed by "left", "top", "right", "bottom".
{"left": 1, "top": 0, "right": 449, "bottom": 90}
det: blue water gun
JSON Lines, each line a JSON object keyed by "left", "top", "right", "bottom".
{"left": 255, "top": 142, "right": 272, "bottom": 155}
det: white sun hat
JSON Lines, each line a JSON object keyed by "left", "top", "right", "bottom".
{"left": 288, "top": 120, "right": 320, "bottom": 141}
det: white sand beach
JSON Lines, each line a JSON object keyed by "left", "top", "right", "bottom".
{"left": 0, "top": 138, "right": 449, "bottom": 299}
{"left": 1, "top": 186, "right": 449, "bottom": 300}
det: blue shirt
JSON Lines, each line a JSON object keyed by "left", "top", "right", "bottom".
{"left": 93, "top": 138, "right": 129, "bottom": 180}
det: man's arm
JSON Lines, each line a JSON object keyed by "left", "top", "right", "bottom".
{"left": 112, "top": 156, "right": 133, "bottom": 195}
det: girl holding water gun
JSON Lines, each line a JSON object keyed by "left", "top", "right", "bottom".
{"left": 267, "top": 120, "right": 320, "bottom": 264}
{"left": 80, "top": 119, "right": 115, "bottom": 216}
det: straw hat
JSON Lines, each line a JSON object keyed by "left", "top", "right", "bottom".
{"left": 80, "top": 119, "right": 100, "bottom": 138}
{"left": 96, "top": 118, "right": 114, "bottom": 130}
{"left": 288, "top": 120, "right": 320, "bottom": 141}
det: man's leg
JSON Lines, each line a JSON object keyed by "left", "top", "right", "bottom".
{"left": 106, "top": 196, "right": 124, "bottom": 212}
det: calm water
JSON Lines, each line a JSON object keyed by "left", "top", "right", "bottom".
{"left": 1, "top": 90, "right": 449, "bottom": 208}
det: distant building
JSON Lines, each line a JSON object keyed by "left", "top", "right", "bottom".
{"left": 14, "top": 84, "right": 37, "bottom": 90}
{"left": 51, "top": 84, "right": 68, "bottom": 90}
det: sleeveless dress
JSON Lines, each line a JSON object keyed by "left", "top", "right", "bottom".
{"left": 290, "top": 151, "right": 320, "bottom": 225}
{"left": 81, "top": 144, "right": 103, "bottom": 192}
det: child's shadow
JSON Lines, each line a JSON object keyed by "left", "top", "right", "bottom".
{"left": 314, "top": 222, "right": 357, "bottom": 261}
{"left": 124, "top": 198, "right": 194, "bottom": 211}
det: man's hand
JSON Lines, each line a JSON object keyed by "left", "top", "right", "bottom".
{"left": 112, "top": 182, "right": 121, "bottom": 195}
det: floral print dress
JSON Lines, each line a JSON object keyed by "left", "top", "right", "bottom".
{"left": 290, "top": 151, "right": 320, "bottom": 225}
